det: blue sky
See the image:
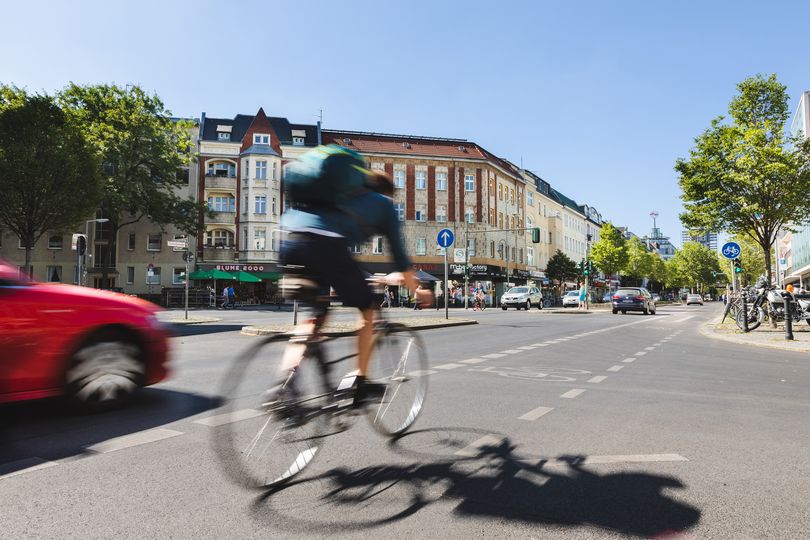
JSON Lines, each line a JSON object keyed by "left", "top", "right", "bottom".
{"left": 2, "top": 0, "right": 807, "bottom": 246}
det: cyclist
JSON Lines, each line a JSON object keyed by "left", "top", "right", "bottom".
{"left": 270, "top": 146, "right": 431, "bottom": 405}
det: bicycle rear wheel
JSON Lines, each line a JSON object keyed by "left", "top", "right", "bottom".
{"left": 367, "top": 323, "right": 428, "bottom": 437}
{"left": 213, "top": 335, "right": 330, "bottom": 490}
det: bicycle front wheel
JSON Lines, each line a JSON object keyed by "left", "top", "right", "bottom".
{"left": 367, "top": 323, "right": 428, "bottom": 437}
{"left": 213, "top": 335, "right": 330, "bottom": 490}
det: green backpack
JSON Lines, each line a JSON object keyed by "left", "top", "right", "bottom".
{"left": 284, "top": 144, "right": 368, "bottom": 206}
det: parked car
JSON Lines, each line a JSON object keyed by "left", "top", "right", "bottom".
{"left": 562, "top": 290, "right": 581, "bottom": 308}
{"left": 686, "top": 293, "right": 703, "bottom": 306}
{"left": 602, "top": 292, "right": 613, "bottom": 303}
{"left": 501, "top": 286, "right": 543, "bottom": 310}
{"left": 611, "top": 287, "right": 656, "bottom": 315}
{"left": 0, "top": 259, "right": 171, "bottom": 410}
{"left": 652, "top": 294, "right": 661, "bottom": 302}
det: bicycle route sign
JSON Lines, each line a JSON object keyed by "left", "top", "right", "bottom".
{"left": 721, "top": 241, "right": 741, "bottom": 259}
{"left": 437, "top": 228, "right": 454, "bottom": 248}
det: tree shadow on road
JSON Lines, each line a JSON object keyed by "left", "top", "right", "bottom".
{"left": 250, "top": 427, "right": 700, "bottom": 538}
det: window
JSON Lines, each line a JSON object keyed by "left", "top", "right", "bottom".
{"left": 126, "top": 266, "right": 135, "bottom": 284}
{"left": 416, "top": 238, "right": 427, "bottom": 255}
{"left": 349, "top": 244, "right": 361, "bottom": 254}
{"left": 548, "top": 231, "right": 552, "bottom": 243}
{"left": 254, "top": 229, "right": 266, "bottom": 250}
{"left": 128, "top": 232, "right": 136, "bottom": 250}
{"left": 510, "top": 188, "right": 514, "bottom": 204}
{"left": 393, "top": 170, "right": 405, "bottom": 189}
{"left": 207, "top": 229, "right": 234, "bottom": 247}
{"left": 465, "top": 206, "right": 475, "bottom": 223}
{"left": 415, "top": 205, "right": 427, "bottom": 222}
{"left": 146, "top": 266, "right": 161, "bottom": 285}
{"left": 498, "top": 184, "right": 503, "bottom": 200}
{"left": 526, "top": 216, "right": 533, "bottom": 228}
{"left": 272, "top": 161, "right": 278, "bottom": 180}
{"left": 255, "top": 196, "right": 267, "bottom": 214}
{"left": 47, "top": 234, "right": 63, "bottom": 250}
{"left": 464, "top": 174, "right": 475, "bottom": 192}
{"left": 519, "top": 248, "right": 523, "bottom": 264}
{"left": 272, "top": 197, "right": 277, "bottom": 215}
{"left": 217, "top": 132, "right": 230, "bottom": 141}
{"left": 254, "top": 133, "right": 270, "bottom": 144}
{"left": 490, "top": 241, "right": 495, "bottom": 258}
{"left": 498, "top": 213, "right": 503, "bottom": 229}
{"left": 173, "top": 267, "right": 186, "bottom": 285}
{"left": 394, "top": 203, "right": 404, "bottom": 221}
{"left": 208, "top": 195, "right": 235, "bottom": 212}
{"left": 415, "top": 170, "right": 427, "bottom": 190}
{"left": 292, "top": 136, "right": 305, "bottom": 146}
{"left": 372, "top": 236, "right": 383, "bottom": 254}
{"left": 207, "top": 161, "right": 236, "bottom": 177}
{"left": 46, "top": 265, "right": 62, "bottom": 282}
{"left": 436, "top": 172, "right": 447, "bottom": 191}
{"left": 527, "top": 191, "right": 533, "bottom": 206}
{"left": 437, "top": 205, "right": 447, "bottom": 223}
{"left": 147, "top": 233, "right": 161, "bottom": 251}
{"left": 255, "top": 160, "right": 267, "bottom": 179}
{"left": 467, "top": 238, "right": 476, "bottom": 257}
{"left": 489, "top": 209, "right": 495, "bottom": 224}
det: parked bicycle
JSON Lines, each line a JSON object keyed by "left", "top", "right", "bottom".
{"left": 212, "top": 279, "right": 428, "bottom": 490}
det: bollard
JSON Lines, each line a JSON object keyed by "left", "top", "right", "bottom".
{"left": 741, "top": 293, "right": 749, "bottom": 332}
{"left": 784, "top": 292, "right": 794, "bottom": 341}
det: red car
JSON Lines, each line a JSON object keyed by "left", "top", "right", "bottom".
{"left": 0, "top": 259, "right": 171, "bottom": 409}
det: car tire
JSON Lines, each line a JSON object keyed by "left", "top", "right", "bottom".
{"left": 612, "top": 309, "right": 618, "bottom": 314}
{"left": 65, "top": 332, "right": 145, "bottom": 411}
{"left": 525, "top": 300, "right": 531, "bottom": 310}
{"left": 621, "top": 310, "right": 627, "bottom": 314}
{"left": 502, "top": 306, "right": 507, "bottom": 311}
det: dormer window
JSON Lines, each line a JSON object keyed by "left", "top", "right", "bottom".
{"left": 293, "top": 136, "right": 305, "bottom": 146}
{"left": 217, "top": 132, "right": 230, "bottom": 141}
{"left": 254, "top": 133, "right": 270, "bottom": 145}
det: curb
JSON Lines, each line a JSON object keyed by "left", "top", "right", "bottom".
{"left": 240, "top": 318, "right": 478, "bottom": 336}
{"left": 162, "top": 317, "right": 222, "bottom": 325}
{"left": 699, "top": 317, "right": 810, "bottom": 353}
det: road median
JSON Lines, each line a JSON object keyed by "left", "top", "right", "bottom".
{"left": 241, "top": 316, "right": 477, "bottom": 336}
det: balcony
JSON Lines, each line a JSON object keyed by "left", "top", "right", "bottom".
{"left": 203, "top": 246, "right": 236, "bottom": 262}
{"left": 206, "top": 211, "right": 236, "bottom": 225}
{"left": 205, "top": 175, "right": 237, "bottom": 190}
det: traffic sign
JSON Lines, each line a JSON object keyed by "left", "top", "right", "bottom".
{"left": 453, "top": 248, "right": 466, "bottom": 263}
{"left": 437, "top": 228, "right": 454, "bottom": 248}
{"left": 167, "top": 240, "right": 187, "bottom": 248}
{"left": 721, "top": 242, "right": 741, "bottom": 259}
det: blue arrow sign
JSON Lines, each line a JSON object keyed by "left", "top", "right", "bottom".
{"left": 721, "top": 242, "right": 741, "bottom": 259}
{"left": 437, "top": 228, "right": 455, "bottom": 248}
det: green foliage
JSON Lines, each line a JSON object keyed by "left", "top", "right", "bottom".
{"left": 622, "top": 237, "right": 655, "bottom": 282}
{"left": 589, "top": 222, "right": 628, "bottom": 278}
{"left": 669, "top": 242, "right": 722, "bottom": 293}
{"left": 676, "top": 74, "right": 810, "bottom": 282}
{"left": 0, "top": 87, "right": 101, "bottom": 271}
{"left": 648, "top": 254, "right": 667, "bottom": 286}
{"left": 545, "top": 249, "right": 578, "bottom": 285}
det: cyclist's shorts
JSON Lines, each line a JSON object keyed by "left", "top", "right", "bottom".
{"left": 280, "top": 232, "right": 373, "bottom": 310}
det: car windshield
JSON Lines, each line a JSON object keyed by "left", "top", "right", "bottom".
{"left": 508, "top": 287, "right": 528, "bottom": 294}
{"left": 566, "top": 291, "right": 579, "bottom": 297}
{"left": 616, "top": 289, "right": 641, "bottom": 296}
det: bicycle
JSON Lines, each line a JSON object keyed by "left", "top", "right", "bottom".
{"left": 212, "top": 278, "right": 429, "bottom": 490}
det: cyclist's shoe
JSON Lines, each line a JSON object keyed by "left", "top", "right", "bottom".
{"left": 352, "top": 376, "right": 388, "bottom": 408}
{"left": 261, "top": 370, "right": 300, "bottom": 411}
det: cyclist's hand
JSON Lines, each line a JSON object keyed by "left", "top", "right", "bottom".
{"left": 415, "top": 289, "right": 434, "bottom": 308}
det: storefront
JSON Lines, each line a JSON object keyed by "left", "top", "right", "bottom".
{"left": 192, "top": 263, "right": 281, "bottom": 304}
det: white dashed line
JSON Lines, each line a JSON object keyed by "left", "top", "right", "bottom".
{"left": 194, "top": 409, "right": 264, "bottom": 427}
{"left": 455, "top": 434, "right": 505, "bottom": 457}
{"left": 434, "top": 363, "right": 465, "bottom": 370}
{"left": 407, "top": 369, "right": 438, "bottom": 377}
{"left": 87, "top": 428, "right": 183, "bottom": 454}
{"left": 481, "top": 353, "right": 506, "bottom": 359}
{"left": 517, "top": 346, "right": 537, "bottom": 350}
{"left": 607, "top": 365, "right": 624, "bottom": 372}
{"left": 459, "top": 358, "right": 487, "bottom": 364}
{"left": 560, "top": 389, "right": 586, "bottom": 399}
{"left": 587, "top": 376, "right": 608, "bottom": 384}
{"left": 622, "top": 357, "right": 636, "bottom": 363}
{"left": 644, "top": 346, "right": 656, "bottom": 351}
{"left": 0, "top": 458, "right": 58, "bottom": 480}
{"left": 501, "top": 349, "right": 522, "bottom": 354}
{"left": 634, "top": 351, "right": 647, "bottom": 356}
{"left": 518, "top": 406, "right": 554, "bottom": 421}
{"left": 530, "top": 343, "right": 548, "bottom": 347}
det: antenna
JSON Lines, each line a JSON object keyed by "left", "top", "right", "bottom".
{"left": 650, "top": 210, "right": 659, "bottom": 230}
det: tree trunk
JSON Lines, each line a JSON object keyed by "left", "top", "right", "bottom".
{"left": 24, "top": 246, "right": 32, "bottom": 279}
{"left": 763, "top": 241, "right": 773, "bottom": 285}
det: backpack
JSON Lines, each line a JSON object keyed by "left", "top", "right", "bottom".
{"left": 284, "top": 144, "right": 368, "bottom": 206}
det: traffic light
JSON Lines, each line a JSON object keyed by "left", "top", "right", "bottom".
{"left": 583, "top": 259, "right": 590, "bottom": 276}
{"left": 733, "top": 258, "right": 742, "bottom": 274}
{"left": 531, "top": 227, "right": 540, "bottom": 243}
{"left": 77, "top": 235, "right": 87, "bottom": 256}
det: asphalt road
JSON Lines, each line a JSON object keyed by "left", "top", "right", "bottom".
{"left": 3, "top": 304, "right": 810, "bottom": 538}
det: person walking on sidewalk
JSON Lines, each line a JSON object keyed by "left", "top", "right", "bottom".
{"left": 221, "top": 286, "right": 229, "bottom": 309}
{"left": 227, "top": 285, "right": 237, "bottom": 309}
{"left": 380, "top": 286, "right": 392, "bottom": 308}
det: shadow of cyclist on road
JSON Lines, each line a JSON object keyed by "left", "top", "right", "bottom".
{"left": 250, "top": 429, "right": 700, "bottom": 537}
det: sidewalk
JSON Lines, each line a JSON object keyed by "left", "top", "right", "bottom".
{"left": 701, "top": 314, "right": 810, "bottom": 353}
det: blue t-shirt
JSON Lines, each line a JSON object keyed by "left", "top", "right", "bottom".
{"left": 281, "top": 191, "right": 411, "bottom": 272}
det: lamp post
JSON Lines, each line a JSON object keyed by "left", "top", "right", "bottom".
{"left": 84, "top": 218, "right": 109, "bottom": 286}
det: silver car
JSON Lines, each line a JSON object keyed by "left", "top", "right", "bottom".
{"left": 500, "top": 286, "right": 543, "bottom": 310}
{"left": 562, "top": 290, "right": 581, "bottom": 308}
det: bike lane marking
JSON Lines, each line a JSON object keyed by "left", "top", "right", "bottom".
{"left": 560, "top": 389, "right": 586, "bottom": 399}
{"left": 86, "top": 428, "right": 183, "bottom": 454}
{"left": 459, "top": 358, "right": 487, "bottom": 364}
{"left": 0, "top": 458, "right": 58, "bottom": 481}
{"left": 518, "top": 406, "right": 554, "bottom": 421}
{"left": 194, "top": 409, "right": 265, "bottom": 427}
{"left": 500, "top": 349, "right": 523, "bottom": 354}
{"left": 587, "top": 376, "right": 608, "bottom": 383}
{"left": 644, "top": 346, "right": 656, "bottom": 351}
{"left": 607, "top": 365, "right": 624, "bottom": 372}
{"left": 481, "top": 353, "right": 506, "bottom": 359}
{"left": 634, "top": 351, "right": 647, "bottom": 356}
{"left": 434, "top": 363, "right": 466, "bottom": 370}
{"left": 622, "top": 357, "right": 636, "bottom": 363}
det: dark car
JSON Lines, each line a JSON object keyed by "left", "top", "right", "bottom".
{"left": 612, "top": 287, "right": 656, "bottom": 315}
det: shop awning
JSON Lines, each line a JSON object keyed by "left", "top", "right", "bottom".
{"left": 253, "top": 271, "right": 281, "bottom": 281}
{"left": 231, "top": 270, "right": 262, "bottom": 283}
{"left": 189, "top": 269, "right": 236, "bottom": 280}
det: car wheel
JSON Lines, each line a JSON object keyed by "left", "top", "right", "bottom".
{"left": 502, "top": 306, "right": 507, "bottom": 311}
{"left": 65, "top": 335, "right": 145, "bottom": 411}
{"left": 621, "top": 310, "right": 627, "bottom": 314}
{"left": 525, "top": 300, "right": 531, "bottom": 310}
{"left": 612, "top": 309, "right": 618, "bottom": 314}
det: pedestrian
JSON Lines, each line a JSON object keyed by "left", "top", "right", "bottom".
{"left": 221, "top": 285, "right": 229, "bottom": 309}
{"left": 380, "top": 286, "right": 392, "bottom": 308}
{"left": 227, "top": 285, "right": 237, "bottom": 309}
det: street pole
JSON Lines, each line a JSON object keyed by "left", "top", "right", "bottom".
{"left": 464, "top": 220, "right": 469, "bottom": 310}
{"left": 729, "top": 259, "right": 735, "bottom": 292}
{"left": 83, "top": 221, "right": 90, "bottom": 286}
{"left": 184, "top": 248, "right": 190, "bottom": 320}
{"left": 444, "top": 248, "right": 449, "bottom": 320}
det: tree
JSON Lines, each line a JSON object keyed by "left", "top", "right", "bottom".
{"left": 0, "top": 88, "right": 101, "bottom": 274}
{"left": 648, "top": 254, "right": 667, "bottom": 290}
{"left": 57, "top": 83, "right": 207, "bottom": 288}
{"left": 717, "top": 234, "right": 766, "bottom": 287}
{"left": 590, "top": 222, "right": 628, "bottom": 280}
{"left": 664, "top": 257, "right": 687, "bottom": 290}
{"left": 545, "top": 249, "right": 578, "bottom": 287}
{"left": 676, "top": 74, "right": 810, "bottom": 283}
{"left": 622, "top": 237, "right": 655, "bottom": 285}
{"left": 669, "top": 242, "right": 722, "bottom": 293}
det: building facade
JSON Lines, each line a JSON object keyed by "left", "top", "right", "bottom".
{"left": 681, "top": 230, "right": 718, "bottom": 252}
{"left": 786, "top": 91, "right": 810, "bottom": 288}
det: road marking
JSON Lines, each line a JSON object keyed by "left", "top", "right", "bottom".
{"left": 407, "top": 369, "right": 438, "bottom": 377}
{"left": 517, "top": 346, "right": 536, "bottom": 350}
{"left": 560, "top": 389, "right": 586, "bottom": 399}
{"left": 194, "top": 409, "right": 264, "bottom": 427}
{"left": 459, "top": 358, "right": 487, "bottom": 364}
{"left": 518, "top": 406, "right": 554, "bottom": 421}
{"left": 0, "top": 457, "right": 58, "bottom": 480}
{"left": 581, "top": 453, "right": 689, "bottom": 464}
{"left": 434, "top": 363, "right": 465, "bottom": 370}
{"left": 530, "top": 343, "right": 548, "bottom": 347}
{"left": 587, "top": 376, "right": 608, "bottom": 384}
{"left": 607, "top": 365, "right": 624, "bottom": 372}
{"left": 622, "top": 357, "right": 635, "bottom": 363}
{"left": 86, "top": 428, "right": 183, "bottom": 454}
{"left": 634, "top": 351, "right": 647, "bottom": 356}
{"left": 545, "top": 340, "right": 560, "bottom": 344}
{"left": 644, "top": 346, "right": 656, "bottom": 351}
{"left": 501, "top": 349, "right": 522, "bottom": 354}
{"left": 481, "top": 353, "right": 506, "bottom": 359}
{"left": 455, "top": 434, "right": 505, "bottom": 457}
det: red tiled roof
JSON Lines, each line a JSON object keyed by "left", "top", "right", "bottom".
{"left": 321, "top": 130, "right": 488, "bottom": 160}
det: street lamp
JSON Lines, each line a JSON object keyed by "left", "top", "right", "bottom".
{"left": 83, "top": 218, "right": 109, "bottom": 286}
